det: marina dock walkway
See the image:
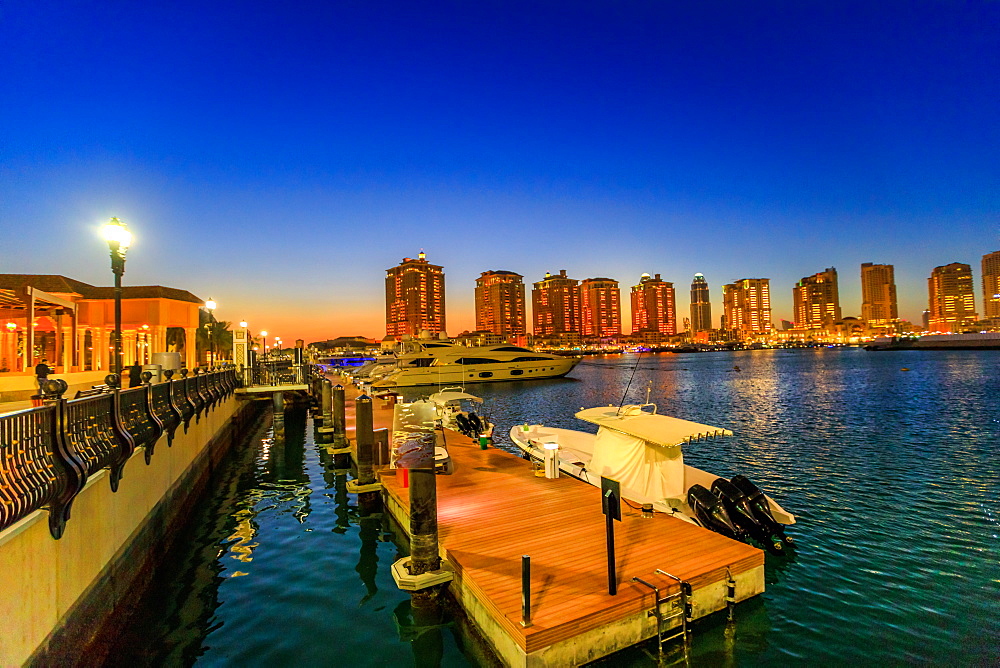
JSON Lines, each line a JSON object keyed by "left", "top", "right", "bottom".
{"left": 351, "top": 394, "right": 765, "bottom": 666}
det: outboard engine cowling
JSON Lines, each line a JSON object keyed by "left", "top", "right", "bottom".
{"left": 731, "top": 475, "right": 792, "bottom": 544}
{"left": 454, "top": 413, "right": 473, "bottom": 437}
{"left": 468, "top": 412, "right": 484, "bottom": 436}
{"left": 687, "top": 484, "right": 743, "bottom": 540}
{"left": 712, "top": 478, "right": 784, "bottom": 554}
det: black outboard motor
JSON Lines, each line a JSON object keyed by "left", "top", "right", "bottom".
{"left": 731, "top": 475, "right": 792, "bottom": 544}
{"left": 468, "top": 412, "right": 484, "bottom": 436}
{"left": 712, "top": 478, "right": 784, "bottom": 555}
{"left": 454, "top": 413, "right": 473, "bottom": 437}
{"left": 687, "top": 484, "right": 743, "bottom": 541}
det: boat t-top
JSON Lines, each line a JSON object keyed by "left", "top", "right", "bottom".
{"left": 509, "top": 403, "right": 795, "bottom": 553}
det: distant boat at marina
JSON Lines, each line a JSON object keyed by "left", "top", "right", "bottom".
{"left": 865, "top": 332, "right": 1000, "bottom": 350}
{"left": 369, "top": 340, "right": 581, "bottom": 388}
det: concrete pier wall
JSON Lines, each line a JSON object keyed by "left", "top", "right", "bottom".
{"left": 0, "top": 394, "right": 260, "bottom": 666}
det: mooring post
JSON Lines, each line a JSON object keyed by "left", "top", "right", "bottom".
{"left": 332, "top": 384, "right": 347, "bottom": 446}
{"left": 321, "top": 378, "right": 332, "bottom": 426}
{"left": 356, "top": 394, "right": 375, "bottom": 485}
{"left": 374, "top": 427, "right": 389, "bottom": 467}
{"left": 272, "top": 391, "right": 285, "bottom": 438}
{"left": 409, "top": 467, "right": 440, "bottom": 576}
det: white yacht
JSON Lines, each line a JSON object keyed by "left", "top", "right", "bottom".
{"left": 370, "top": 341, "right": 580, "bottom": 388}
{"left": 509, "top": 404, "right": 795, "bottom": 554}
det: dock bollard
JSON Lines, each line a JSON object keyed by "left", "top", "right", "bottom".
{"left": 409, "top": 468, "right": 440, "bottom": 576}
{"left": 332, "top": 384, "right": 347, "bottom": 446}
{"left": 321, "top": 378, "right": 332, "bottom": 425}
{"left": 374, "top": 428, "right": 389, "bottom": 467}
{"left": 521, "top": 555, "right": 532, "bottom": 627}
{"left": 355, "top": 394, "right": 375, "bottom": 486}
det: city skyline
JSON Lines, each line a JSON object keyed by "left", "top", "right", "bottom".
{"left": 1, "top": 2, "right": 997, "bottom": 341}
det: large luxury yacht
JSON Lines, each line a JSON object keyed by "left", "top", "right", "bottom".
{"left": 369, "top": 340, "right": 581, "bottom": 388}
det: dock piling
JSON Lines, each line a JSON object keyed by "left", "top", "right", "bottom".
{"left": 272, "top": 391, "right": 284, "bottom": 438}
{"left": 321, "top": 378, "right": 332, "bottom": 426}
{"left": 332, "top": 384, "right": 347, "bottom": 446}
{"left": 355, "top": 395, "right": 375, "bottom": 486}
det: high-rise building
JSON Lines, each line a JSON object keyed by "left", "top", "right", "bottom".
{"left": 385, "top": 252, "right": 446, "bottom": 337}
{"left": 475, "top": 270, "right": 525, "bottom": 342}
{"left": 860, "top": 263, "right": 898, "bottom": 326}
{"left": 532, "top": 270, "right": 580, "bottom": 336}
{"left": 927, "top": 262, "right": 977, "bottom": 332}
{"left": 982, "top": 250, "right": 1000, "bottom": 321}
{"left": 690, "top": 273, "right": 712, "bottom": 332}
{"left": 722, "top": 279, "right": 772, "bottom": 337}
{"left": 792, "top": 267, "right": 841, "bottom": 329}
{"left": 580, "top": 277, "right": 622, "bottom": 338}
{"left": 630, "top": 273, "right": 676, "bottom": 336}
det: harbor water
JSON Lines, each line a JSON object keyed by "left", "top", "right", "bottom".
{"left": 109, "top": 348, "right": 999, "bottom": 665}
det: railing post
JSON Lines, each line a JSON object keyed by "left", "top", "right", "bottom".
{"left": 521, "top": 555, "right": 532, "bottom": 627}
{"left": 46, "top": 379, "right": 88, "bottom": 539}
{"left": 332, "top": 384, "right": 347, "bottom": 446}
{"left": 355, "top": 394, "right": 374, "bottom": 485}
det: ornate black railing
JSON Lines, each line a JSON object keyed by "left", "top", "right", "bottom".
{"left": 0, "top": 368, "right": 239, "bottom": 539}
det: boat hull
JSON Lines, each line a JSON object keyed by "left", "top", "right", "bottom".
{"left": 372, "top": 357, "right": 580, "bottom": 388}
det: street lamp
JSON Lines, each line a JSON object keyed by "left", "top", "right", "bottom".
{"left": 102, "top": 217, "right": 132, "bottom": 375}
{"left": 205, "top": 298, "right": 217, "bottom": 368}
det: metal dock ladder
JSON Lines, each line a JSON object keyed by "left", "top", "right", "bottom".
{"left": 632, "top": 569, "right": 693, "bottom": 664}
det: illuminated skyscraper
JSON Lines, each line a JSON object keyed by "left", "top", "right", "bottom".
{"left": 630, "top": 273, "right": 676, "bottom": 336}
{"left": 722, "top": 279, "right": 772, "bottom": 337}
{"left": 927, "top": 262, "right": 977, "bottom": 332}
{"left": 385, "top": 252, "right": 445, "bottom": 337}
{"left": 690, "top": 273, "right": 712, "bottom": 332}
{"left": 793, "top": 267, "right": 841, "bottom": 329}
{"left": 860, "top": 263, "right": 898, "bottom": 326}
{"left": 532, "top": 270, "right": 580, "bottom": 336}
{"left": 580, "top": 277, "right": 622, "bottom": 338}
{"left": 475, "top": 270, "right": 525, "bottom": 341}
{"left": 982, "top": 250, "right": 1000, "bottom": 321}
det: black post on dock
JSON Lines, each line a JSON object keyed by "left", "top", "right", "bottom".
{"left": 521, "top": 555, "right": 532, "bottom": 627}
{"left": 332, "top": 384, "right": 347, "bottom": 446}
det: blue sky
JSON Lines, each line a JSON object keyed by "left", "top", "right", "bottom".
{"left": 2, "top": 1, "right": 997, "bottom": 339}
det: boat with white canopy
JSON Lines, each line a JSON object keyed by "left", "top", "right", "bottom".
{"left": 509, "top": 403, "right": 795, "bottom": 553}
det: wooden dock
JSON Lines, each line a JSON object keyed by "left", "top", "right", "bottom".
{"left": 346, "top": 394, "right": 764, "bottom": 667}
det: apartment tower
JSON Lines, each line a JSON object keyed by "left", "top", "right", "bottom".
{"left": 690, "top": 273, "right": 712, "bottom": 332}
{"left": 982, "top": 250, "right": 1000, "bottom": 322}
{"left": 860, "top": 263, "right": 898, "bottom": 326}
{"left": 631, "top": 273, "right": 677, "bottom": 335}
{"left": 532, "top": 270, "right": 580, "bottom": 336}
{"left": 927, "top": 262, "right": 977, "bottom": 332}
{"left": 722, "top": 279, "right": 772, "bottom": 337}
{"left": 580, "top": 277, "right": 622, "bottom": 338}
{"left": 792, "top": 267, "right": 842, "bottom": 329}
{"left": 475, "top": 270, "right": 526, "bottom": 342}
{"left": 385, "top": 252, "right": 446, "bottom": 337}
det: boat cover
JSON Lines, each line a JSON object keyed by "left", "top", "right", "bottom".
{"left": 575, "top": 406, "right": 733, "bottom": 447}
{"left": 588, "top": 427, "right": 685, "bottom": 502}
{"left": 428, "top": 390, "right": 483, "bottom": 405}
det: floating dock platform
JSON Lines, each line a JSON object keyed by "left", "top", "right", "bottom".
{"left": 346, "top": 395, "right": 764, "bottom": 667}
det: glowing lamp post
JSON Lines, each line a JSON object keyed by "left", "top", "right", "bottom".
{"left": 260, "top": 331, "right": 268, "bottom": 360}
{"left": 103, "top": 217, "right": 132, "bottom": 375}
{"left": 5, "top": 322, "right": 16, "bottom": 371}
{"left": 205, "top": 298, "right": 217, "bottom": 368}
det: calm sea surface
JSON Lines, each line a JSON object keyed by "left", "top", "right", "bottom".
{"left": 114, "top": 348, "right": 1000, "bottom": 666}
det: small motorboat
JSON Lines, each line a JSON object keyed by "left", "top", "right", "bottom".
{"left": 427, "top": 387, "right": 494, "bottom": 442}
{"left": 509, "top": 403, "right": 795, "bottom": 553}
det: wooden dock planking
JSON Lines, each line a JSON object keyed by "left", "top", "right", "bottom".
{"left": 342, "top": 393, "right": 764, "bottom": 662}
